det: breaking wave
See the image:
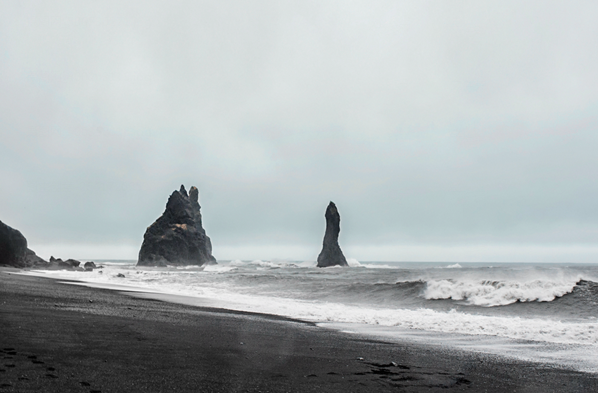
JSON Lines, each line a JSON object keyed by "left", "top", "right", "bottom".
{"left": 21, "top": 260, "right": 598, "bottom": 350}
{"left": 423, "top": 277, "right": 583, "bottom": 307}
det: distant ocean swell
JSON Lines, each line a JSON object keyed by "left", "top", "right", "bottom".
{"left": 325, "top": 278, "right": 587, "bottom": 308}
{"left": 201, "top": 264, "right": 596, "bottom": 310}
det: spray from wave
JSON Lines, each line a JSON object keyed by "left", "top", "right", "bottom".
{"left": 423, "top": 277, "right": 581, "bottom": 306}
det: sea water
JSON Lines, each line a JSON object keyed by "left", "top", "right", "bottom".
{"left": 23, "top": 260, "right": 598, "bottom": 372}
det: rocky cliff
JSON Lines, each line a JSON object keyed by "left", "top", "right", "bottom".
{"left": 0, "top": 220, "right": 46, "bottom": 267}
{"left": 137, "top": 185, "right": 216, "bottom": 266}
{"left": 316, "top": 202, "right": 348, "bottom": 268}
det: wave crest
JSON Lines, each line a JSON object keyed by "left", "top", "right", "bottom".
{"left": 423, "top": 278, "right": 582, "bottom": 306}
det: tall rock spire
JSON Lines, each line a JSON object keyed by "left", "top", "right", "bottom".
{"left": 316, "top": 201, "right": 348, "bottom": 268}
{"left": 137, "top": 185, "right": 216, "bottom": 266}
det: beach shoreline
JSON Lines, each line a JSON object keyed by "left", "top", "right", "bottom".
{"left": 1, "top": 269, "right": 596, "bottom": 392}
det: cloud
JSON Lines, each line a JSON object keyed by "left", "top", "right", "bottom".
{"left": 1, "top": 1, "right": 598, "bottom": 261}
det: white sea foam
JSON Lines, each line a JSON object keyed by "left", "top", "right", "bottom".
{"left": 203, "top": 264, "right": 237, "bottom": 273}
{"left": 423, "top": 277, "right": 580, "bottom": 306}
{"left": 19, "top": 266, "right": 598, "bottom": 347}
{"left": 361, "top": 262, "right": 398, "bottom": 269}
{"left": 297, "top": 260, "right": 317, "bottom": 268}
{"left": 232, "top": 298, "right": 598, "bottom": 346}
{"left": 319, "top": 322, "right": 598, "bottom": 373}
{"left": 228, "top": 259, "right": 303, "bottom": 268}
{"left": 445, "top": 263, "right": 462, "bottom": 268}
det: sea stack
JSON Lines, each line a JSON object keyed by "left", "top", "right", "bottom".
{"left": 0, "top": 219, "right": 46, "bottom": 267}
{"left": 316, "top": 202, "right": 348, "bottom": 268}
{"left": 137, "top": 185, "right": 216, "bottom": 267}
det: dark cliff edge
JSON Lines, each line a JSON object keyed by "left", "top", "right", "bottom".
{"left": 137, "top": 185, "right": 216, "bottom": 267}
{"left": 0, "top": 220, "right": 46, "bottom": 267}
{"left": 316, "top": 201, "right": 348, "bottom": 268}
{"left": 0, "top": 219, "right": 100, "bottom": 270}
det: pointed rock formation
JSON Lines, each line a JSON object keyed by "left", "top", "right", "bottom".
{"left": 0, "top": 219, "right": 46, "bottom": 267}
{"left": 137, "top": 185, "right": 216, "bottom": 267}
{"left": 317, "top": 202, "right": 348, "bottom": 268}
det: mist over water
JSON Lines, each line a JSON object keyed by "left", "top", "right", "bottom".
{"left": 25, "top": 260, "right": 598, "bottom": 372}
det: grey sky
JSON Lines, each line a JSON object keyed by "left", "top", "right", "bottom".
{"left": 1, "top": 1, "right": 598, "bottom": 261}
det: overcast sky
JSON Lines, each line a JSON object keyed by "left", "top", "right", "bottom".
{"left": 1, "top": 1, "right": 598, "bottom": 262}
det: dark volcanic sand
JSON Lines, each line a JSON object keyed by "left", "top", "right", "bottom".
{"left": 0, "top": 269, "right": 596, "bottom": 392}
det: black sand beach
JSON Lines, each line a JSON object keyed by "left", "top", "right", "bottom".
{"left": 1, "top": 270, "right": 596, "bottom": 392}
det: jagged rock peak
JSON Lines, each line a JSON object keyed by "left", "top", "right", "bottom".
{"left": 316, "top": 201, "right": 348, "bottom": 268}
{"left": 189, "top": 186, "right": 199, "bottom": 205}
{"left": 179, "top": 184, "right": 188, "bottom": 197}
{"left": 137, "top": 185, "right": 216, "bottom": 267}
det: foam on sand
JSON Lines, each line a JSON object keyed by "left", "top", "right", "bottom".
{"left": 18, "top": 268, "right": 598, "bottom": 347}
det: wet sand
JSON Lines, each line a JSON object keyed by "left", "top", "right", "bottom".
{"left": 1, "top": 269, "right": 596, "bottom": 392}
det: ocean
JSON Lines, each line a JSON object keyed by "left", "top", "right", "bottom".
{"left": 24, "top": 260, "right": 598, "bottom": 373}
